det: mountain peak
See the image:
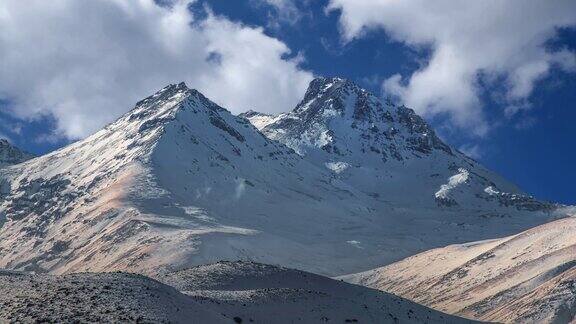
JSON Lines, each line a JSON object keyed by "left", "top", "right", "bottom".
{"left": 297, "top": 77, "right": 361, "bottom": 112}
{"left": 244, "top": 77, "right": 458, "bottom": 163}
{"left": 133, "top": 82, "right": 190, "bottom": 109}
{"left": 163, "top": 81, "right": 189, "bottom": 92}
{"left": 0, "top": 139, "right": 34, "bottom": 167}
{"left": 308, "top": 76, "right": 351, "bottom": 88}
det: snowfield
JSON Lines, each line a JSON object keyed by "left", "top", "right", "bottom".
{"left": 339, "top": 215, "right": 576, "bottom": 323}
{"left": 0, "top": 261, "right": 475, "bottom": 323}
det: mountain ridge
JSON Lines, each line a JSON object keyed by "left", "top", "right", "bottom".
{"left": 0, "top": 139, "right": 34, "bottom": 168}
{"left": 339, "top": 215, "right": 576, "bottom": 323}
{"left": 0, "top": 78, "right": 566, "bottom": 277}
{"left": 243, "top": 77, "right": 557, "bottom": 211}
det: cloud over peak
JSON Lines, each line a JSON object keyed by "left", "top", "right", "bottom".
{"left": 0, "top": 0, "right": 313, "bottom": 139}
{"left": 328, "top": 0, "right": 576, "bottom": 135}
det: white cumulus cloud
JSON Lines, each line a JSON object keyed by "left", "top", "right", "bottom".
{"left": 0, "top": 0, "right": 313, "bottom": 139}
{"left": 328, "top": 0, "right": 576, "bottom": 135}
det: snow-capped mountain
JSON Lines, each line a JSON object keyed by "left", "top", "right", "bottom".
{"left": 0, "top": 261, "right": 474, "bottom": 323}
{"left": 0, "top": 80, "right": 565, "bottom": 276}
{"left": 242, "top": 77, "right": 554, "bottom": 211}
{"left": 0, "top": 82, "right": 355, "bottom": 275}
{"left": 0, "top": 139, "right": 33, "bottom": 167}
{"left": 339, "top": 214, "right": 576, "bottom": 323}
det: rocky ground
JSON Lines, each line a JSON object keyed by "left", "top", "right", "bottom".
{"left": 0, "top": 261, "right": 475, "bottom": 323}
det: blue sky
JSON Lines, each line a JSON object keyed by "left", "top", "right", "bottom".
{"left": 0, "top": 0, "right": 575, "bottom": 204}
{"left": 197, "top": 0, "right": 576, "bottom": 204}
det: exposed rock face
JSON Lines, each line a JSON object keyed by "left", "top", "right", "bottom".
{"left": 259, "top": 77, "right": 452, "bottom": 160}
{"left": 245, "top": 77, "right": 559, "bottom": 211}
{"left": 0, "top": 139, "right": 33, "bottom": 167}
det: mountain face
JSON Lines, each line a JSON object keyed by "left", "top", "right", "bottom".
{"left": 0, "top": 262, "right": 474, "bottom": 324}
{"left": 340, "top": 215, "right": 576, "bottom": 323}
{"left": 0, "top": 79, "right": 565, "bottom": 276}
{"left": 0, "top": 139, "right": 33, "bottom": 167}
{"left": 243, "top": 77, "right": 554, "bottom": 211}
{"left": 0, "top": 82, "right": 353, "bottom": 275}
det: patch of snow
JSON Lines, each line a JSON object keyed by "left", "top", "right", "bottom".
{"left": 346, "top": 240, "right": 363, "bottom": 249}
{"left": 484, "top": 186, "right": 499, "bottom": 195}
{"left": 435, "top": 168, "right": 470, "bottom": 200}
{"left": 325, "top": 161, "right": 350, "bottom": 174}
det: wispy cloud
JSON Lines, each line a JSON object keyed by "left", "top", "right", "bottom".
{"left": 458, "top": 144, "right": 482, "bottom": 160}
{"left": 252, "top": 0, "right": 306, "bottom": 27}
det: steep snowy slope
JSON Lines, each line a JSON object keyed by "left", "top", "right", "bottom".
{"left": 0, "top": 262, "right": 476, "bottom": 323}
{"left": 340, "top": 215, "right": 576, "bottom": 323}
{"left": 239, "top": 110, "right": 277, "bottom": 130}
{"left": 0, "top": 139, "right": 33, "bottom": 167}
{"left": 0, "top": 83, "right": 365, "bottom": 275}
{"left": 243, "top": 77, "right": 555, "bottom": 212}
{"left": 0, "top": 81, "right": 565, "bottom": 277}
